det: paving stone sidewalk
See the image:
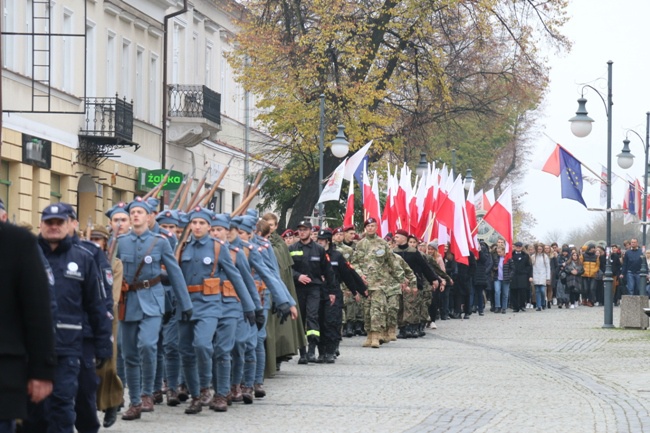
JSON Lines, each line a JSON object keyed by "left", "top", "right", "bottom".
{"left": 104, "top": 305, "right": 650, "bottom": 433}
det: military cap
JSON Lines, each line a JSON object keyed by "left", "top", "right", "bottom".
{"left": 513, "top": 241, "right": 523, "bottom": 247}
{"left": 281, "top": 229, "right": 294, "bottom": 238}
{"left": 210, "top": 213, "right": 230, "bottom": 228}
{"left": 105, "top": 202, "right": 128, "bottom": 219}
{"left": 145, "top": 197, "right": 160, "bottom": 212}
{"left": 343, "top": 224, "right": 355, "bottom": 232}
{"left": 395, "top": 229, "right": 409, "bottom": 237}
{"left": 177, "top": 211, "right": 189, "bottom": 228}
{"left": 363, "top": 217, "right": 377, "bottom": 227}
{"left": 41, "top": 203, "right": 68, "bottom": 221}
{"left": 230, "top": 215, "right": 244, "bottom": 230}
{"left": 296, "top": 220, "right": 312, "bottom": 229}
{"left": 156, "top": 209, "right": 179, "bottom": 226}
{"left": 246, "top": 208, "right": 258, "bottom": 217}
{"left": 312, "top": 225, "right": 320, "bottom": 232}
{"left": 90, "top": 226, "right": 109, "bottom": 240}
{"left": 317, "top": 228, "right": 333, "bottom": 240}
{"left": 126, "top": 196, "right": 153, "bottom": 214}
{"left": 188, "top": 206, "right": 213, "bottom": 223}
{"left": 429, "top": 239, "right": 439, "bottom": 248}
{"left": 238, "top": 215, "right": 257, "bottom": 234}
{"left": 332, "top": 227, "right": 344, "bottom": 235}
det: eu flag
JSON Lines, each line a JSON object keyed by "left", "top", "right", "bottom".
{"left": 559, "top": 147, "right": 587, "bottom": 207}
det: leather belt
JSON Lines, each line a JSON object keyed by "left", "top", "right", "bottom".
{"left": 128, "top": 276, "right": 162, "bottom": 291}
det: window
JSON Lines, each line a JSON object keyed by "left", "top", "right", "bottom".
{"left": 0, "top": 160, "right": 10, "bottom": 209}
{"left": 85, "top": 21, "right": 96, "bottom": 97}
{"left": 205, "top": 43, "right": 212, "bottom": 87}
{"left": 2, "top": 0, "right": 15, "bottom": 69}
{"left": 207, "top": 189, "right": 222, "bottom": 213}
{"left": 62, "top": 9, "right": 73, "bottom": 92}
{"left": 25, "top": 0, "right": 33, "bottom": 76}
{"left": 231, "top": 192, "right": 240, "bottom": 212}
{"left": 112, "top": 188, "right": 123, "bottom": 205}
{"left": 50, "top": 173, "right": 62, "bottom": 204}
{"left": 192, "top": 32, "right": 199, "bottom": 84}
{"left": 106, "top": 32, "right": 116, "bottom": 96}
{"left": 171, "top": 22, "right": 183, "bottom": 83}
{"left": 149, "top": 53, "right": 158, "bottom": 125}
{"left": 135, "top": 47, "right": 144, "bottom": 119}
{"left": 121, "top": 39, "right": 131, "bottom": 99}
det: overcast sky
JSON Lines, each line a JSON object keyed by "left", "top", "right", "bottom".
{"left": 522, "top": 0, "right": 650, "bottom": 243}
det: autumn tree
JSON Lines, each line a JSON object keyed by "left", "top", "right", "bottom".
{"left": 228, "top": 0, "right": 570, "bottom": 227}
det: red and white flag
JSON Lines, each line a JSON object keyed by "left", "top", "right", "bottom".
{"left": 343, "top": 179, "right": 354, "bottom": 227}
{"left": 483, "top": 189, "right": 495, "bottom": 212}
{"left": 481, "top": 185, "right": 513, "bottom": 259}
{"left": 436, "top": 176, "right": 470, "bottom": 265}
{"left": 465, "top": 182, "right": 479, "bottom": 257}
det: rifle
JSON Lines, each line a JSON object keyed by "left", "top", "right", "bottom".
{"left": 106, "top": 222, "right": 122, "bottom": 264}
{"left": 231, "top": 176, "right": 267, "bottom": 217}
{"left": 85, "top": 216, "right": 93, "bottom": 240}
{"left": 143, "top": 165, "right": 175, "bottom": 201}
{"left": 198, "top": 157, "right": 234, "bottom": 207}
{"left": 184, "top": 168, "right": 211, "bottom": 212}
{"left": 169, "top": 169, "right": 194, "bottom": 210}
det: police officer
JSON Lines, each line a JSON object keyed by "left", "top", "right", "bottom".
{"left": 289, "top": 220, "right": 336, "bottom": 363}
{"left": 315, "top": 229, "right": 367, "bottom": 362}
{"left": 24, "top": 204, "right": 112, "bottom": 433}
{"left": 116, "top": 198, "right": 192, "bottom": 421}
{"left": 206, "top": 213, "right": 258, "bottom": 412}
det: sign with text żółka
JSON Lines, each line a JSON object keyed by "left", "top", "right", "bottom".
{"left": 138, "top": 168, "right": 183, "bottom": 191}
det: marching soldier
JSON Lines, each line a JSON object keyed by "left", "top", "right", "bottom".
{"left": 116, "top": 198, "right": 192, "bottom": 421}
{"left": 352, "top": 218, "right": 404, "bottom": 348}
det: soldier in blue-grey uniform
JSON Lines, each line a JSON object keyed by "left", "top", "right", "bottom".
{"left": 116, "top": 197, "right": 193, "bottom": 421}
{"left": 230, "top": 214, "right": 297, "bottom": 401}
{"left": 207, "top": 213, "right": 259, "bottom": 412}
{"left": 177, "top": 207, "right": 244, "bottom": 414}
{"left": 148, "top": 203, "right": 186, "bottom": 406}
{"left": 24, "top": 204, "right": 112, "bottom": 433}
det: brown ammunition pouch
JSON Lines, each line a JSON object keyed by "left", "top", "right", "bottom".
{"left": 118, "top": 280, "right": 129, "bottom": 321}
{"left": 203, "top": 278, "right": 222, "bottom": 295}
{"left": 221, "top": 280, "right": 240, "bottom": 301}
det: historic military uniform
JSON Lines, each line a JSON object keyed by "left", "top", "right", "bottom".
{"left": 116, "top": 198, "right": 192, "bottom": 420}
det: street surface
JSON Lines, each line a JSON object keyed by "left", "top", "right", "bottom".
{"left": 106, "top": 306, "right": 650, "bottom": 433}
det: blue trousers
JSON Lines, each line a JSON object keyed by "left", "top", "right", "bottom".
{"left": 23, "top": 356, "right": 80, "bottom": 433}
{"left": 212, "top": 317, "right": 237, "bottom": 397}
{"left": 254, "top": 308, "right": 269, "bottom": 384}
{"left": 121, "top": 316, "right": 162, "bottom": 405}
{"left": 231, "top": 316, "right": 257, "bottom": 387}
{"left": 179, "top": 317, "right": 218, "bottom": 397}
{"left": 74, "top": 340, "right": 100, "bottom": 433}
{"left": 626, "top": 271, "right": 642, "bottom": 296}
{"left": 154, "top": 313, "right": 183, "bottom": 391}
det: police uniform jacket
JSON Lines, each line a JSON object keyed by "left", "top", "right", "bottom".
{"left": 38, "top": 235, "right": 112, "bottom": 360}
{"left": 117, "top": 229, "right": 192, "bottom": 321}
{"left": 289, "top": 239, "right": 336, "bottom": 295}
{"left": 72, "top": 235, "right": 113, "bottom": 339}
{"left": 0, "top": 223, "right": 56, "bottom": 419}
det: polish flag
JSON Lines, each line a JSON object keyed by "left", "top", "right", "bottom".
{"left": 483, "top": 189, "right": 495, "bottom": 212}
{"left": 635, "top": 179, "right": 643, "bottom": 220}
{"left": 436, "top": 176, "right": 470, "bottom": 265}
{"left": 481, "top": 185, "right": 513, "bottom": 259}
{"left": 343, "top": 180, "right": 354, "bottom": 227}
{"left": 465, "top": 182, "right": 479, "bottom": 257}
{"left": 475, "top": 189, "right": 484, "bottom": 211}
{"left": 362, "top": 165, "right": 382, "bottom": 236}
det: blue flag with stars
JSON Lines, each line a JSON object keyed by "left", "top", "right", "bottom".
{"left": 559, "top": 147, "right": 586, "bottom": 207}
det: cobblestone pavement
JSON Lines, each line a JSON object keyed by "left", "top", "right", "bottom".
{"left": 104, "top": 305, "right": 650, "bottom": 433}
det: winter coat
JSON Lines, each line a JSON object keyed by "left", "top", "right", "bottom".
{"left": 581, "top": 250, "right": 600, "bottom": 278}
{"left": 531, "top": 253, "right": 551, "bottom": 285}
{"left": 563, "top": 260, "right": 584, "bottom": 291}
{"left": 473, "top": 242, "right": 493, "bottom": 288}
{"left": 510, "top": 251, "right": 532, "bottom": 289}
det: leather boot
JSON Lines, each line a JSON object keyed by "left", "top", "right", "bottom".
{"left": 418, "top": 323, "right": 426, "bottom": 337}
{"left": 199, "top": 388, "right": 212, "bottom": 406}
{"left": 121, "top": 404, "right": 142, "bottom": 421}
{"left": 241, "top": 386, "right": 254, "bottom": 404}
{"left": 298, "top": 347, "right": 308, "bottom": 364}
{"left": 152, "top": 390, "right": 164, "bottom": 404}
{"left": 230, "top": 384, "right": 243, "bottom": 402}
{"left": 254, "top": 383, "right": 266, "bottom": 398}
{"left": 166, "top": 389, "right": 180, "bottom": 407}
{"left": 344, "top": 322, "right": 354, "bottom": 338}
{"left": 370, "top": 331, "right": 380, "bottom": 348}
{"left": 358, "top": 322, "right": 367, "bottom": 336}
{"left": 404, "top": 324, "right": 415, "bottom": 338}
{"left": 397, "top": 327, "right": 407, "bottom": 339}
{"left": 324, "top": 344, "right": 336, "bottom": 363}
{"left": 140, "top": 395, "right": 154, "bottom": 412}
{"left": 335, "top": 341, "right": 340, "bottom": 358}
{"left": 209, "top": 395, "right": 228, "bottom": 412}
{"left": 185, "top": 397, "right": 202, "bottom": 415}
{"left": 388, "top": 326, "right": 397, "bottom": 341}
{"left": 316, "top": 345, "right": 326, "bottom": 363}
{"left": 307, "top": 342, "right": 317, "bottom": 363}
{"left": 362, "top": 333, "right": 372, "bottom": 347}
{"left": 354, "top": 321, "right": 363, "bottom": 336}
{"left": 177, "top": 383, "right": 190, "bottom": 402}
{"left": 103, "top": 406, "right": 118, "bottom": 427}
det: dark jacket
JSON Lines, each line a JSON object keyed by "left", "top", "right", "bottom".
{"left": 473, "top": 242, "right": 493, "bottom": 288}
{"left": 327, "top": 246, "right": 367, "bottom": 297}
{"left": 289, "top": 239, "right": 336, "bottom": 295}
{"left": 39, "top": 235, "right": 113, "bottom": 360}
{"left": 610, "top": 252, "right": 622, "bottom": 276}
{"left": 622, "top": 248, "right": 643, "bottom": 275}
{"left": 0, "top": 223, "right": 57, "bottom": 419}
{"left": 393, "top": 244, "right": 439, "bottom": 290}
{"left": 510, "top": 250, "right": 532, "bottom": 289}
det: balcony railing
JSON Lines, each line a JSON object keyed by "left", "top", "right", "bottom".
{"left": 168, "top": 84, "right": 221, "bottom": 125}
{"left": 80, "top": 95, "right": 134, "bottom": 141}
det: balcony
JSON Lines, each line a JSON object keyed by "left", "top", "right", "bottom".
{"left": 78, "top": 95, "right": 139, "bottom": 166}
{"left": 167, "top": 84, "right": 222, "bottom": 147}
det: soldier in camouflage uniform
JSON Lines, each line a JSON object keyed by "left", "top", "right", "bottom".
{"left": 352, "top": 218, "right": 404, "bottom": 348}
{"left": 393, "top": 253, "right": 418, "bottom": 339}
{"left": 333, "top": 227, "right": 359, "bottom": 338}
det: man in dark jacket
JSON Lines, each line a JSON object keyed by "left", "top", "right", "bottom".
{"left": 24, "top": 204, "right": 112, "bottom": 433}
{"left": 472, "top": 241, "right": 493, "bottom": 315}
{"left": 0, "top": 220, "right": 56, "bottom": 433}
{"left": 510, "top": 241, "right": 533, "bottom": 312}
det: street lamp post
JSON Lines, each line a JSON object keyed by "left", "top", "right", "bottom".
{"left": 616, "top": 112, "right": 650, "bottom": 286}
{"left": 416, "top": 152, "right": 428, "bottom": 180}
{"left": 463, "top": 168, "right": 474, "bottom": 191}
{"left": 569, "top": 60, "right": 614, "bottom": 328}
{"left": 318, "top": 94, "right": 350, "bottom": 226}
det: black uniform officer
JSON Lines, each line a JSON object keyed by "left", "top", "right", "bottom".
{"left": 315, "top": 229, "right": 368, "bottom": 363}
{"left": 288, "top": 221, "right": 336, "bottom": 364}
{"left": 24, "top": 204, "right": 112, "bottom": 433}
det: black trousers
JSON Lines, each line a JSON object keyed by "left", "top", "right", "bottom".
{"left": 319, "top": 291, "right": 343, "bottom": 347}
{"left": 296, "top": 285, "right": 321, "bottom": 343}
{"left": 511, "top": 287, "right": 527, "bottom": 311}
